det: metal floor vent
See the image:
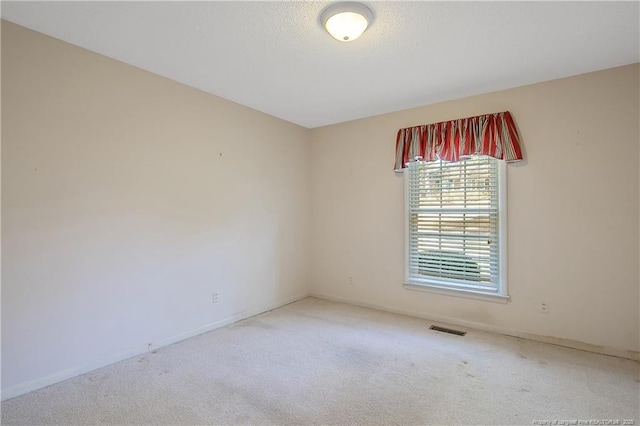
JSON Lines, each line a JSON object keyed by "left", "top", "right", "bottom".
{"left": 429, "top": 325, "right": 467, "bottom": 336}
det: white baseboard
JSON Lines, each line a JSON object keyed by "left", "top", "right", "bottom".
{"left": 150, "top": 292, "right": 308, "bottom": 351}
{"left": 309, "top": 292, "right": 640, "bottom": 362}
{"left": 1, "top": 292, "right": 308, "bottom": 402}
{"left": 1, "top": 345, "right": 148, "bottom": 403}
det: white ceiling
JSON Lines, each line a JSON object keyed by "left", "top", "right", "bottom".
{"left": 2, "top": 1, "right": 639, "bottom": 128}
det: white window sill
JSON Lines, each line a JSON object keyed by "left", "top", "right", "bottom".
{"left": 403, "top": 281, "right": 510, "bottom": 304}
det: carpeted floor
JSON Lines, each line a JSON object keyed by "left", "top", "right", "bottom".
{"left": 2, "top": 297, "right": 639, "bottom": 425}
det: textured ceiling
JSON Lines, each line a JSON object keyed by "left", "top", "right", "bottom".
{"left": 2, "top": 1, "right": 639, "bottom": 128}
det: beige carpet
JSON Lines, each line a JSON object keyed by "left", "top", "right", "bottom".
{"left": 2, "top": 297, "right": 639, "bottom": 425}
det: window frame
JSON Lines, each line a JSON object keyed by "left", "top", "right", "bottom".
{"left": 403, "top": 156, "right": 509, "bottom": 303}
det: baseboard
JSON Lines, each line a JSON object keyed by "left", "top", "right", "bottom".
{"left": 309, "top": 292, "right": 640, "bottom": 362}
{"left": 1, "top": 344, "right": 148, "bottom": 403}
{"left": 150, "top": 292, "right": 308, "bottom": 351}
{"left": 1, "top": 292, "right": 309, "bottom": 402}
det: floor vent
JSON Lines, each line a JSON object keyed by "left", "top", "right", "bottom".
{"left": 429, "top": 325, "right": 467, "bottom": 336}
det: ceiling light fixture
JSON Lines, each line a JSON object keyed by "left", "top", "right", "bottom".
{"left": 320, "top": 2, "right": 373, "bottom": 43}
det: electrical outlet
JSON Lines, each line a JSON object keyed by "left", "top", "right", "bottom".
{"left": 212, "top": 292, "right": 220, "bottom": 303}
{"left": 540, "top": 302, "right": 549, "bottom": 314}
{"left": 348, "top": 276, "right": 354, "bottom": 285}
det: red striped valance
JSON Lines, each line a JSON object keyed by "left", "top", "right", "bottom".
{"left": 394, "top": 111, "right": 523, "bottom": 171}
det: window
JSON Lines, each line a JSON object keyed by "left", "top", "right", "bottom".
{"left": 404, "top": 155, "right": 508, "bottom": 301}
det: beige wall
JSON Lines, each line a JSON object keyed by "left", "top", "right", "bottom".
{"left": 1, "top": 21, "right": 311, "bottom": 398}
{"left": 310, "top": 64, "right": 640, "bottom": 356}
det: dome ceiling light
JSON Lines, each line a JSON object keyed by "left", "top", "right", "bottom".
{"left": 320, "top": 2, "right": 374, "bottom": 43}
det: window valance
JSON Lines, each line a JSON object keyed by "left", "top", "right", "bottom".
{"left": 394, "top": 111, "right": 523, "bottom": 171}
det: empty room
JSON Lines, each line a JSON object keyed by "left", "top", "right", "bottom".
{"left": 1, "top": 1, "right": 639, "bottom": 425}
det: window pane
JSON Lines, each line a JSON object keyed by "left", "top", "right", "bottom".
{"left": 407, "top": 156, "right": 500, "bottom": 290}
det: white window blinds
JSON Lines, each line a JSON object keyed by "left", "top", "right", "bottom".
{"left": 406, "top": 156, "right": 502, "bottom": 292}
